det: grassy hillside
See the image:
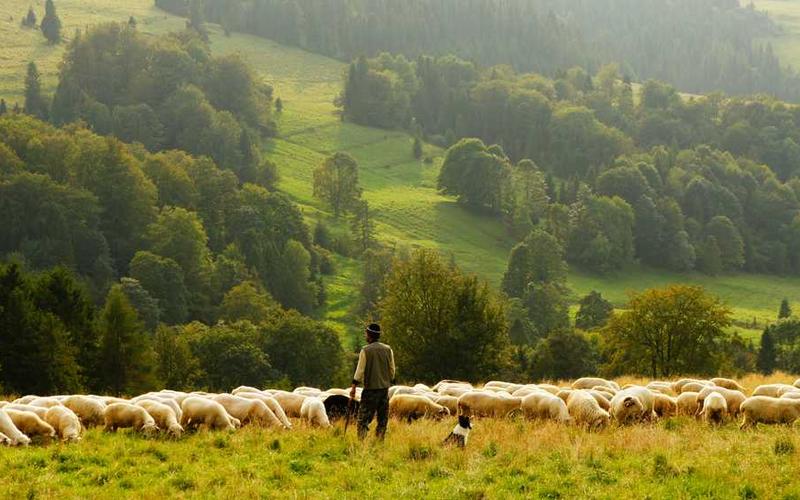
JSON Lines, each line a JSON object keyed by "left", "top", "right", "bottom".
{"left": 0, "top": 1, "right": 797, "bottom": 345}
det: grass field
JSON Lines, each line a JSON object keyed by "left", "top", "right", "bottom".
{"left": 0, "top": 0, "right": 798, "bottom": 344}
{"left": 2, "top": 374, "right": 800, "bottom": 498}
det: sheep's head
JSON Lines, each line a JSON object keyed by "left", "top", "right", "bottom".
{"left": 141, "top": 422, "right": 159, "bottom": 436}
{"left": 168, "top": 423, "right": 184, "bottom": 438}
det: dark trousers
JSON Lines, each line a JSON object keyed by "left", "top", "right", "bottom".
{"left": 357, "top": 388, "right": 389, "bottom": 440}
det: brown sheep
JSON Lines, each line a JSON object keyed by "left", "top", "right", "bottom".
{"left": 389, "top": 394, "right": 450, "bottom": 421}
{"left": 3, "top": 409, "right": 56, "bottom": 441}
{"left": 46, "top": 406, "right": 83, "bottom": 442}
{"left": 740, "top": 396, "right": 800, "bottom": 429}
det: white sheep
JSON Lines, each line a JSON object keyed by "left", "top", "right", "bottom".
{"left": 63, "top": 395, "right": 106, "bottom": 427}
{"left": 566, "top": 390, "right": 610, "bottom": 429}
{"left": 457, "top": 391, "right": 521, "bottom": 418}
{"left": 44, "top": 406, "right": 83, "bottom": 442}
{"left": 300, "top": 397, "right": 330, "bottom": 428}
{"left": 136, "top": 400, "right": 183, "bottom": 438}
{"left": 212, "top": 394, "right": 284, "bottom": 428}
{"left": 740, "top": 396, "right": 800, "bottom": 429}
{"left": 521, "top": 392, "right": 571, "bottom": 423}
{"left": 700, "top": 392, "right": 727, "bottom": 425}
{"left": 180, "top": 397, "right": 237, "bottom": 432}
{"left": 389, "top": 394, "right": 449, "bottom": 421}
{"left": 103, "top": 403, "right": 156, "bottom": 436}
{"left": 695, "top": 386, "right": 746, "bottom": 417}
{"left": 3, "top": 409, "right": 55, "bottom": 441}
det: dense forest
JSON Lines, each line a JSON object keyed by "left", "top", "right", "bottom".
{"left": 342, "top": 54, "right": 800, "bottom": 276}
{"left": 156, "top": 0, "right": 800, "bottom": 101}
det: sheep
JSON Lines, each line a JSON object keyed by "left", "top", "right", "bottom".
{"left": 700, "top": 392, "right": 727, "bottom": 425}
{"left": 413, "top": 383, "right": 432, "bottom": 392}
{"left": 28, "top": 397, "right": 63, "bottom": 409}
{"left": 236, "top": 392, "right": 292, "bottom": 428}
{"left": 62, "top": 395, "right": 106, "bottom": 427}
{"left": 457, "top": 391, "right": 522, "bottom": 418}
{"left": 132, "top": 396, "right": 183, "bottom": 422}
{"left": 103, "top": 403, "right": 156, "bottom": 436}
{"left": 430, "top": 395, "right": 459, "bottom": 416}
{"left": 0, "top": 432, "right": 10, "bottom": 446}
{"left": 272, "top": 391, "right": 308, "bottom": 418}
{"left": 610, "top": 391, "right": 646, "bottom": 425}
{"left": 591, "top": 386, "right": 618, "bottom": 398}
{"left": 751, "top": 384, "right": 796, "bottom": 398}
{"left": 710, "top": 377, "right": 746, "bottom": 392}
{"left": 536, "top": 384, "right": 563, "bottom": 395}
{"left": 293, "top": 387, "right": 323, "bottom": 397}
{"left": 389, "top": 394, "right": 450, "bottom": 421}
{"left": 740, "top": 396, "right": 800, "bottom": 429}
{"left": 653, "top": 393, "right": 677, "bottom": 418}
{"left": 438, "top": 383, "right": 474, "bottom": 398}
{"left": 136, "top": 400, "right": 183, "bottom": 438}
{"left": 12, "top": 395, "right": 39, "bottom": 405}
{"left": 646, "top": 382, "right": 676, "bottom": 397}
{"left": 0, "top": 411, "right": 30, "bottom": 446}
{"left": 3, "top": 409, "right": 56, "bottom": 441}
{"left": 671, "top": 379, "right": 710, "bottom": 393}
{"left": 180, "top": 397, "right": 236, "bottom": 432}
{"left": 3, "top": 404, "right": 48, "bottom": 419}
{"left": 300, "top": 397, "right": 330, "bottom": 428}
{"left": 0, "top": 401, "right": 7, "bottom": 408}
{"left": 231, "top": 386, "right": 263, "bottom": 395}
{"left": 572, "top": 378, "right": 618, "bottom": 391}
{"left": 695, "top": 386, "right": 746, "bottom": 417}
{"left": 212, "top": 394, "right": 284, "bottom": 428}
{"left": 680, "top": 382, "right": 711, "bottom": 394}
{"left": 431, "top": 380, "right": 472, "bottom": 392}
{"left": 587, "top": 390, "right": 612, "bottom": 411}
{"left": 566, "top": 390, "right": 610, "bottom": 429}
{"left": 46, "top": 406, "right": 83, "bottom": 442}
{"left": 388, "top": 386, "right": 419, "bottom": 398}
{"left": 795, "top": 379, "right": 800, "bottom": 389}
{"left": 776, "top": 386, "right": 800, "bottom": 398}
{"left": 781, "top": 392, "right": 800, "bottom": 400}
{"left": 610, "top": 387, "right": 656, "bottom": 423}
{"left": 521, "top": 392, "right": 572, "bottom": 423}
{"left": 676, "top": 392, "right": 701, "bottom": 416}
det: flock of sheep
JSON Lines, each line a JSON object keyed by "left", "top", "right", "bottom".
{"left": 1, "top": 376, "right": 799, "bottom": 446}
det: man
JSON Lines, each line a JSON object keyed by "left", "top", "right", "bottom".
{"left": 350, "top": 323, "right": 395, "bottom": 440}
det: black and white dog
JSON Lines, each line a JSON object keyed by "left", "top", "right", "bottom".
{"left": 442, "top": 415, "right": 471, "bottom": 448}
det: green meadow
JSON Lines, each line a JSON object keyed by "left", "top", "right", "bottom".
{"left": 0, "top": 0, "right": 798, "bottom": 344}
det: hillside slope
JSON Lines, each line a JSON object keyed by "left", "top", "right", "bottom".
{"left": 0, "top": 0, "right": 796, "bottom": 343}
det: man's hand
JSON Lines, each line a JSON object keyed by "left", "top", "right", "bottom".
{"left": 349, "top": 385, "right": 357, "bottom": 399}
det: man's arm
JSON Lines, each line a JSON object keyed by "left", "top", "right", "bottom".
{"left": 350, "top": 349, "right": 366, "bottom": 398}
{"left": 389, "top": 348, "right": 396, "bottom": 385}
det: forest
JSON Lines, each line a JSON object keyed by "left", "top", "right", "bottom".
{"left": 156, "top": 0, "right": 800, "bottom": 101}
{"left": 0, "top": 1, "right": 799, "bottom": 398}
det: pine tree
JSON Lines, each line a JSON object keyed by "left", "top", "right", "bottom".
{"left": 756, "top": 329, "right": 776, "bottom": 375}
{"left": 779, "top": 298, "right": 792, "bottom": 319}
{"left": 98, "top": 285, "right": 157, "bottom": 396}
{"left": 275, "top": 97, "right": 283, "bottom": 113}
{"left": 350, "top": 199, "right": 376, "bottom": 253}
{"left": 24, "top": 61, "right": 48, "bottom": 119}
{"left": 0, "top": 98, "right": 7, "bottom": 115}
{"left": 413, "top": 136, "right": 423, "bottom": 159}
{"left": 188, "top": 0, "right": 208, "bottom": 41}
{"left": 40, "top": 0, "right": 61, "bottom": 44}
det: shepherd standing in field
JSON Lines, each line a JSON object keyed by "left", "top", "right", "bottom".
{"left": 350, "top": 323, "right": 396, "bottom": 441}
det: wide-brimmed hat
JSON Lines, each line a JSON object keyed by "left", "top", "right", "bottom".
{"left": 366, "top": 323, "right": 381, "bottom": 336}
